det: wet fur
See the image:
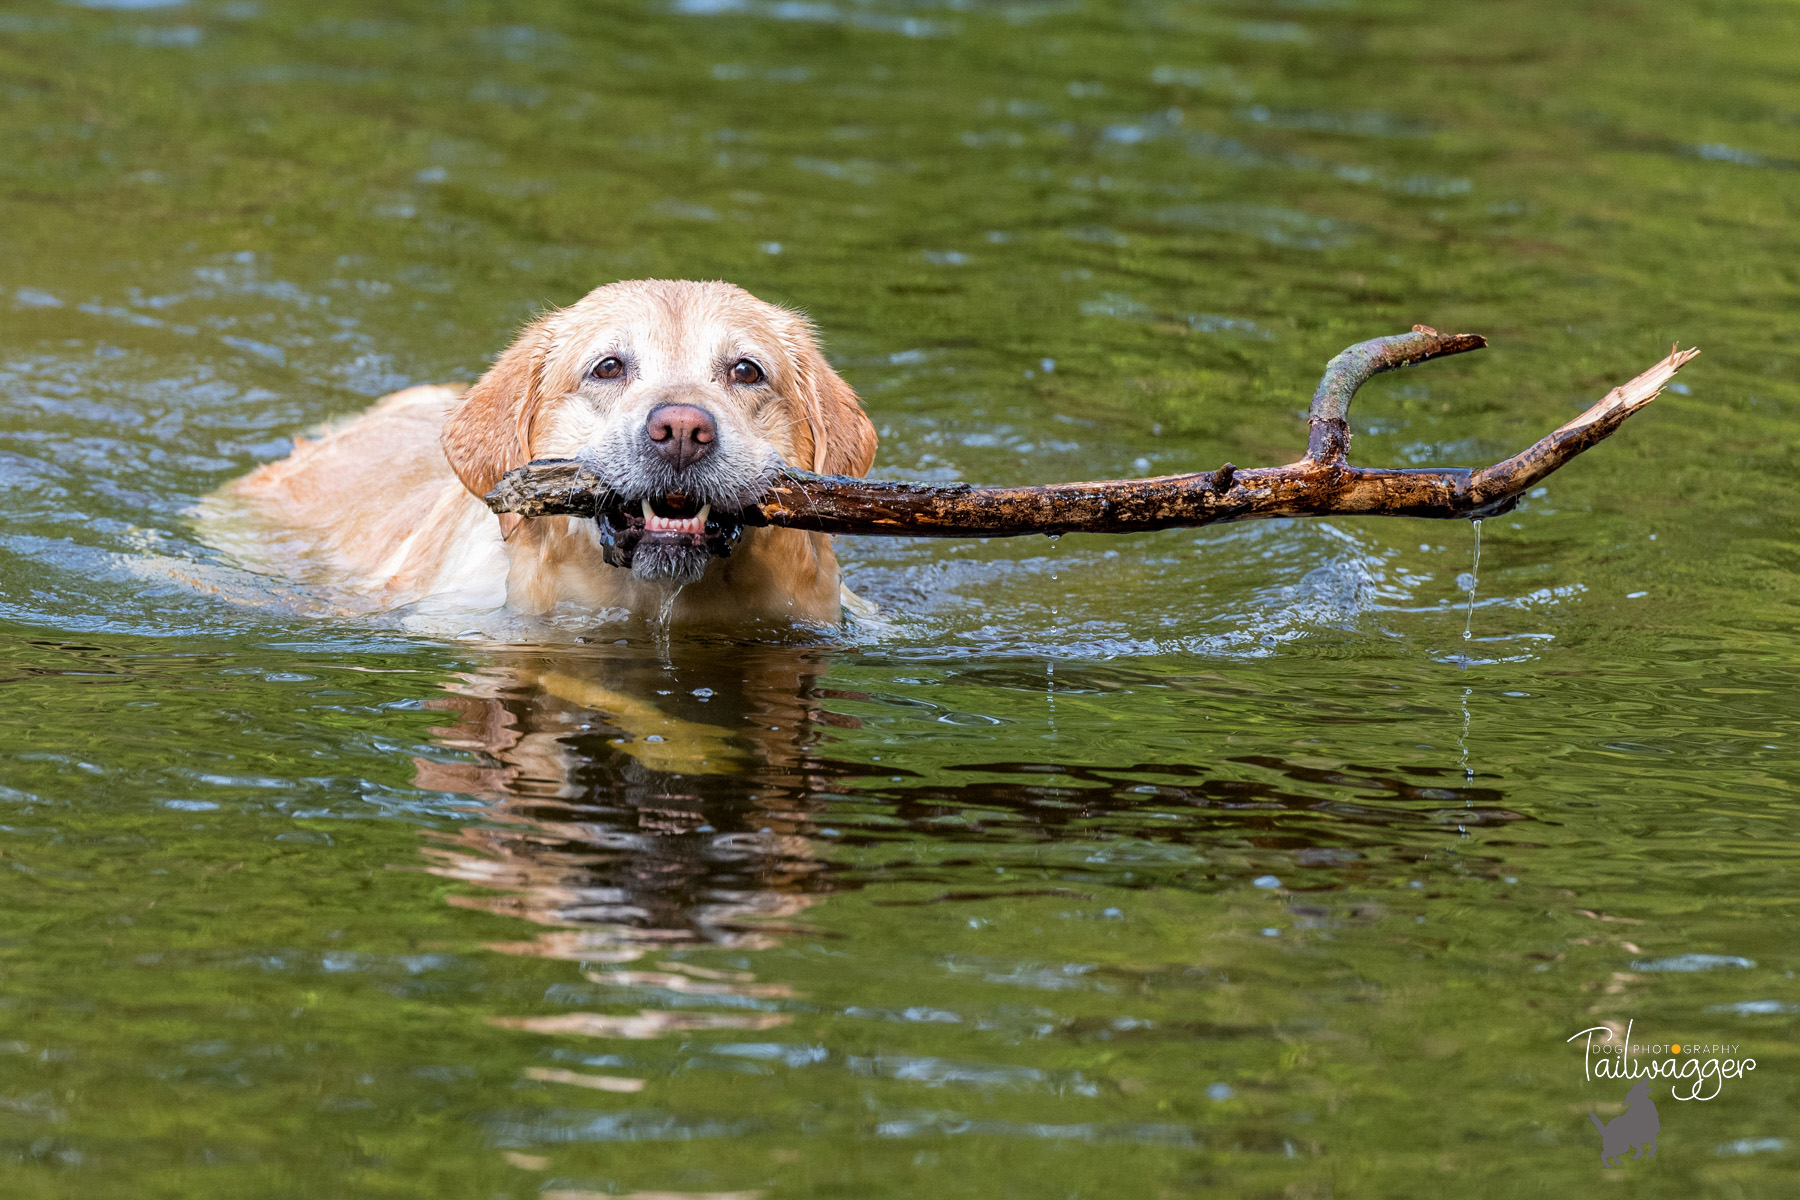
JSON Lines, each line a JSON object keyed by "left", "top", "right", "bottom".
{"left": 213, "top": 280, "right": 877, "bottom": 626}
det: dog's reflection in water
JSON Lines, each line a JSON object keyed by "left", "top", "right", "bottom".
{"left": 412, "top": 639, "right": 855, "bottom": 973}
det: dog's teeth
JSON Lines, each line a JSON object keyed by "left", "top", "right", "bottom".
{"left": 635, "top": 496, "right": 713, "bottom": 535}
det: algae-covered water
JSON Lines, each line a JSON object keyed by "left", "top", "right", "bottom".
{"left": 2, "top": 1, "right": 1797, "bottom": 1196}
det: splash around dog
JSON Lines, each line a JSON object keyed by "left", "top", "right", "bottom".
{"left": 1568, "top": 1022, "right": 1757, "bottom": 1102}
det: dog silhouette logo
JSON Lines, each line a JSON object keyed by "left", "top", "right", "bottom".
{"left": 1590, "top": 1078, "right": 1660, "bottom": 1166}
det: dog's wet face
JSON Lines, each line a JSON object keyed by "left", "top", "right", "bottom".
{"left": 525, "top": 283, "right": 827, "bottom": 584}
{"left": 439, "top": 279, "right": 878, "bottom": 593}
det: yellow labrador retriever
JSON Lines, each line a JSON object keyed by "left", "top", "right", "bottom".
{"left": 215, "top": 279, "right": 877, "bottom": 625}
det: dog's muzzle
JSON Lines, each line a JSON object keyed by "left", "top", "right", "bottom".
{"left": 597, "top": 491, "right": 744, "bottom": 584}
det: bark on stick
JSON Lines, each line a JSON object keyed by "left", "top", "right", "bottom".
{"left": 484, "top": 329, "right": 1698, "bottom": 538}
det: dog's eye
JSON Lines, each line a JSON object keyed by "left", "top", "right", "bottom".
{"left": 590, "top": 356, "right": 626, "bottom": 381}
{"left": 728, "top": 358, "right": 765, "bottom": 386}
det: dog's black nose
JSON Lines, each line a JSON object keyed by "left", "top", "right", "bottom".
{"left": 644, "top": 404, "right": 717, "bottom": 471}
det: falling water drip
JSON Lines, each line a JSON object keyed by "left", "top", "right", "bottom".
{"left": 1456, "top": 684, "right": 1473, "bottom": 836}
{"left": 651, "top": 585, "right": 683, "bottom": 654}
{"left": 656, "top": 587, "right": 681, "bottom": 626}
{"left": 1461, "top": 518, "right": 1483, "bottom": 641}
{"left": 1459, "top": 685, "right": 1474, "bottom": 783}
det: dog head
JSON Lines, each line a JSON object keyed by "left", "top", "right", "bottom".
{"left": 442, "top": 279, "right": 877, "bottom": 585}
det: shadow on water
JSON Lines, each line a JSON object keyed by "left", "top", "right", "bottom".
{"left": 411, "top": 636, "right": 1533, "bottom": 970}
{"left": 414, "top": 641, "right": 850, "bottom": 966}
{"left": 381, "top": 640, "right": 1603, "bottom": 1188}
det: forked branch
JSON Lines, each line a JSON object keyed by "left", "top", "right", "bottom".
{"left": 485, "top": 328, "right": 1699, "bottom": 538}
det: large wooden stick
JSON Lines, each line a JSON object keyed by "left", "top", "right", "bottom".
{"left": 485, "top": 328, "right": 1698, "bottom": 537}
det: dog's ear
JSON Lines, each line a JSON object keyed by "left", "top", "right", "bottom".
{"left": 442, "top": 317, "right": 554, "bottom": 534}
{"left": 795, "top": 344, "right": 878, "bottom": 478}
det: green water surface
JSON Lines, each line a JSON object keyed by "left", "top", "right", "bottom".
{"left": 2, "top": 1, "right": 1797, "bottom": 1196}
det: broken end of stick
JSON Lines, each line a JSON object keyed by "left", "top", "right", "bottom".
{"left": 1468, "top": 343, "right": 1699, "bottom": 507}
{"left": 1576, "top": 344, "right": 1700, "bottom": 427}
{"left": 484, "top": 476, "right": 526, "bottom": 515}
{"left": 1410, "top": 325, "right": 1489, "bottom": 355}
{"left": 483, "top": 458, "right": 603, "bottom": 518}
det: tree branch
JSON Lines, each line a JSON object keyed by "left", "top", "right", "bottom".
{"left": 1306, "top": 326, "right": 1488, "bottom": 462}
{"left": 484, "top": 330, "right": 1698, "bottom": 538}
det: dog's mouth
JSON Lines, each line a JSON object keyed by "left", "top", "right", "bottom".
{"left": 597, "top": 491, "right": 745, "bottom": 577}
